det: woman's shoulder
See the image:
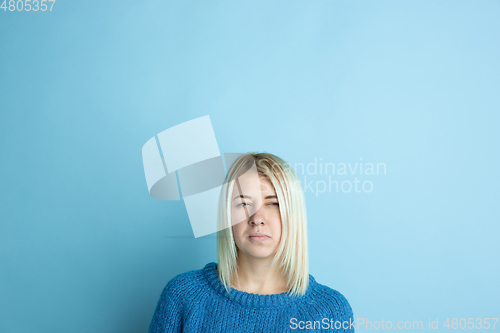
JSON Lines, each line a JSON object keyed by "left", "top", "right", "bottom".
{"left": 308, "top": 275, "right": 354, "bottom": 318}
{"left": 149, "top": 263, "right": 216, "bottom": 332}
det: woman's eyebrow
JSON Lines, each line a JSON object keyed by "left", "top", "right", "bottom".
{"left": 232, "top": 194, "right": 252, "bottom": 201}
{"left": 265, "top": 195, "right": 278, "bottom": 199}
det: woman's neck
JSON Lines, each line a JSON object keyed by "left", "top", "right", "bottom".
{"left": 231, "top": 254, "right": 290, "bottom": 295}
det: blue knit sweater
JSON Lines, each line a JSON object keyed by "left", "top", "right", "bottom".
{"left": 148, "top": 262, "right": 354, "bottom": 332}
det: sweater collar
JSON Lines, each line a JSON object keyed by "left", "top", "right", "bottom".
{"left": 202, "top": 262, "right": 314, "bottom": 309}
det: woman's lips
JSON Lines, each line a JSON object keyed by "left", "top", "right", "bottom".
{"left": 249, "top": 235, "right": 270, "bottom": 243}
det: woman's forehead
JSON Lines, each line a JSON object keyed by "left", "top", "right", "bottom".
{"left": 231, "top": 174, "right": 276, "bottom": 198}
{"left": 258, "top": 176, "right": 276, "bottom": 194}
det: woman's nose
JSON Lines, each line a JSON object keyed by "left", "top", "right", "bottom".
{"left": 249, "top": 208, "right": 265, "bottom": 225}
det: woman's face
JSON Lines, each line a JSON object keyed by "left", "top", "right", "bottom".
{"left": 231, "top": 175, "right": 282, "bottom": 261}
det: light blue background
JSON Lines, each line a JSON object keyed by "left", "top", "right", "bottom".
{"left": 1, "top": 1, "right": 499, "bottom": 332}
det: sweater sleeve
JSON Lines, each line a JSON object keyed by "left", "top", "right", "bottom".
{"left": 321, "top": 289, "right": 355, "bottom": 333}
{"left": 332, "top": 291, "right": 355, "bottom": 333}
{"left": 339, "top": 293, "right": 354, "bottom": 333}
{"left": 148, "top": 277, "right": 184, "bottom": 333}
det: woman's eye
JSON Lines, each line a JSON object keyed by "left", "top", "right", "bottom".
{"left": 237, "top": 202, "right": 250, "bottom": 207}
{"left": 269, "top": 202, "right": 279, "bottom": 206}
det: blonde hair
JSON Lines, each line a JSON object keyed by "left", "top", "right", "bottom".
{"left": 216, "top": 152, "right": 309, "bottom": 296}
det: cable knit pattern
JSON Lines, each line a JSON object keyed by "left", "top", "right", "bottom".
{"left": 148, "top": 262, "right": 354, "bottom": 332}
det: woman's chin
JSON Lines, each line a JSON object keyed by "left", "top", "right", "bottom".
{"left": 246, "top": 251, "right": 275, "bottom": 260}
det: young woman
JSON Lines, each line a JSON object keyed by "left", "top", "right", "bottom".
{"left": 148, "top": 153, "right": 354, "bottom": 332}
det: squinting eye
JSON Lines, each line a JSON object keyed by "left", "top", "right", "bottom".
{"left": 237, "top": 202, "right": 251, "bottom": 207}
